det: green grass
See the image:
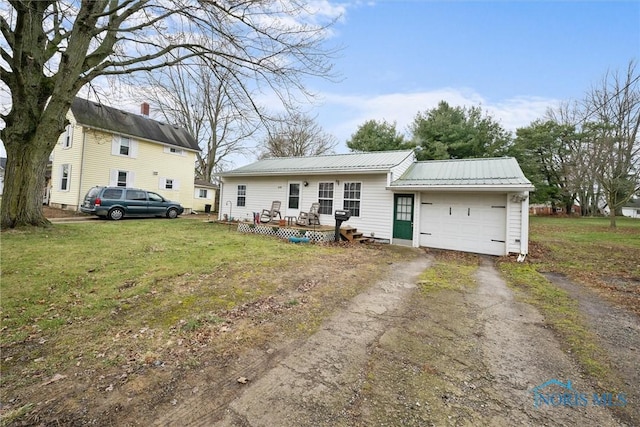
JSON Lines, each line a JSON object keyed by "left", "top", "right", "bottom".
{"left": 498, "top": 215, "right": 640, "bottom": 381}
{"left": 417, "top": 252, "right": 479, "bottom": 293}
{"left": 1, "top": 220, "right": 322, "bottom": 344}
{"left": 0, "top": 219, "right": 417, "bottom": 403}
{"left": 498, "top": 262, "right": 610, "bottom": 378}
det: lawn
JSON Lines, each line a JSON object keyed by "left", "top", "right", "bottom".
{"left": 0, "top": 219, "right": 418, "bottom": 424}
{"left": 499, "top": 215, "right": 640, "bottom": 382}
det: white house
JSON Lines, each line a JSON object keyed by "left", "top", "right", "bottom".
{"left": 218, "top": 150, "right": 534, "bottom": 256}
{"left": 622, "top": 200, "right": 640, "bottom": 218}
{"left": 48, "top": 97, "right": 200, "bottom": 212}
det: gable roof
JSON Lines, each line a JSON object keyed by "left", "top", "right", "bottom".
{"left": 390, "top": 157, "right": 534, "bottom": 190}
{"left": 71, "top": 97, "right": 199, "bottom": 152}
{"left": 194, "top": 179, "right": 218, "bottom": 189}
{"left": 220, "top": 150, "right": 415, "bottom": 176}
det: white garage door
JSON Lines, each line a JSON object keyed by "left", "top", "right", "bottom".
{"left": 419, "top": 193, "right": 507, "bottom": 256}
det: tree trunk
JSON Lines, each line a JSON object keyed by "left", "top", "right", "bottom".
{"left": 1, "top": 141, "right": 51, "bottom": 228}
{"left": 608, "top": 194, "right": 617, "bottom": 229}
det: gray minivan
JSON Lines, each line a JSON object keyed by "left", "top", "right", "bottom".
{"left": 80, "top": 186, "right": 184, "bottom": 220}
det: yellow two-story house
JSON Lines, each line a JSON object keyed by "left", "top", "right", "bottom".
{"left": 48, "top": 97, "right": 199, "bottom": 213}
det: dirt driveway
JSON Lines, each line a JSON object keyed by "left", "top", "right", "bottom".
{"left": 142, "top": 254, "right": 636, "bottom": 426}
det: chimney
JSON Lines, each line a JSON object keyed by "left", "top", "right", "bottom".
{"left": 140, "top": 102, "right": 150, "bottom": 116}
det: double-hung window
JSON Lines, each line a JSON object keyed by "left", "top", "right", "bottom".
{"left": 318, "top": 182, "right": 334, "bottom": 215}
{"left": 343, "top": 182, "right": 361, "bottom": 217}
{"left": 112, "top": 135, "right": 137, "bottom": 158}
{"left": 237, "top": 185, "right": 246, "bottom": 207}
{"left": 59, "top": 164, "right": 71, "bottom": 191}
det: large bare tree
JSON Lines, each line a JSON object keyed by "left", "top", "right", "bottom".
{"left": 585, "top": 61, "right": 640, "bottom": 228}
{"left": 137, "top": 59, "right": 259, "bottom": 183}
{"left": 258, "top": 112, "right": 337, "bottom": 158}
{"left": 0, "top": 0, "right": 337, "bottom": 228}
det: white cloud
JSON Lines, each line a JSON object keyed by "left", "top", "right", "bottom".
{"left": 315, "top": 88, "right": 560, "bottom": 152}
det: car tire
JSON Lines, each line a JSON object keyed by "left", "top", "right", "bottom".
{"left": 108, "top": 207, "right": 124, "bottom": 221}
{"left": 167, "top": 208, "right": 179, "bottom": 219}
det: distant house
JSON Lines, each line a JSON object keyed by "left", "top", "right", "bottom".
{"left": 193, "top": 179, "right": 219, "bottom": 213}
{"left": 622, "top": 199, "right": 640, "bottom": 218}
{"left": 218, "top": 150, "right": 534, "bottom": 256}
{"left": 48, "top": 97, "right": 199, "bottom": 212}
{"left": 0, "top": 157, "right": 6, "bottom": 195}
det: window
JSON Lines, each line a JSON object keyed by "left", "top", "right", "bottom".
{"left": 110, "top": 169, "right": 134, "bottom": 187}
{"left": 112, "top": 135, "right": 137, "bottom": 158}
{"left": 102, "top": 188, "right": 123, "bottom": 199}
{"left": 125, "top": 190, "right": 147, "bottom": 201}
{"left": 288, "top": 183, "right": 300, "bottom": 209}
{"left": 165, "top": 179, "right": 173, "bottom": 190}
{"left": 148, "top": 192, "right": 164, "bottom": 202}
{"left": 164, "top": 146, "right": 185, "bottom": 155}
{"left": 119, "top": 137, "right": 130, "bottom": 156}
{"left": 396, "top": 196, "right": 412, "bottom": 221}
{"left": 199, "top": 189, "right": 208, "bottom": 198}
{"left": 318, "top": 182, "right": 334, "bottom": 215}
{"left": 59, "top": 164, "right": 71, "bottom": 191}
{"left": 63, "top": 125, "right": 73, "bottom": 149}
{"left": 343, "top": 182, "right": 361, "bottom": 217}
{"left": 237, "top": 185, "right": 246, "bottom": 207}
{"left": 117, "top": 171, "right": 128, "bottom": 187}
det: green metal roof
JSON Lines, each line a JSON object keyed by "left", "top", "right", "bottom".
{"left": 391, "top": 157, "right": 534, "bottom": 189}
{"left": 221, "top": 150, "right": 415, "bottom": 176}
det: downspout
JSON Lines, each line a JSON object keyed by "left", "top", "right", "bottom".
{"left": 518, "top": 191, "right": 530, "bottom": 262}
{"left": 217, "top": 181, "right": 224, "bottom": 220}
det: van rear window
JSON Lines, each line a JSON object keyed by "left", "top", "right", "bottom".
{"left": 102, "top": 189, "right": 123, "bottom": 199}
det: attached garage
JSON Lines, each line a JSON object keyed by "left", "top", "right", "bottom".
{"left": 419, "top": 192, "right": 508, "bottom": 256}
{"left": 390, "top": 157, "right": 534, "bottom": 257}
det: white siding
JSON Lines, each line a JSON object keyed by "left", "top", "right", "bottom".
{"left": 49, "top": 113, "right": 85, "bottom": 208}
{"left": 219, "top": 173, "right": 395, "bottom": 239}
{"left": 506, "top": 193, "right": 523, "bottom": 254}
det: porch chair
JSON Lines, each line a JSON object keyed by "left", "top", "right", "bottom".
{"left": 260, "top": 200, "right": 282, "bottom": 223}
{"left": 296, "top": 202, "right": 321, "bottom": 226}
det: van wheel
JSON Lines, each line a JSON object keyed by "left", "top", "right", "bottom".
{"left": 167, "top": 208, "right": 179, "bottom": 219}
{"left": 108, "top": 207, "right": 124, "bottom": 220}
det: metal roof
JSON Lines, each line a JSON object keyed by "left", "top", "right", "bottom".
{"left": 71, "top": 97, "right": 199, "bottom": 152}
{"left": 391, "top": 157, "right": 534, "bottom": 189}
{"left": 220, "top": 150, "right": 415, "bottom": 176}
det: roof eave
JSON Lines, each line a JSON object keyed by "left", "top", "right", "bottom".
{"left": 219, "top": 168, "right": 391, "bottom": 178}
{"left": 387, "top": 184, "right": 535, "bottom": 192}
{"left": 76, "top": 123, "right": 199, "bottom": 153}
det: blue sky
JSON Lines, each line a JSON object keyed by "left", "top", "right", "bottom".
{"left": 308, "top": 0, "right": 640, "bottom": 156}
{"left": 1, "top": 1, "right": 638, "bottom": 162}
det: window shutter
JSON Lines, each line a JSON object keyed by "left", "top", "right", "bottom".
{"left": 127, "top": 171, "right": 135, "bottom": 187}
{"left": 173, "top": 179, "right": 180, "bottom": 190}
{"left": 111, "top": 136, "right": 120, "bottom": 155}
{"left": 67, "top": 125, "right": 73, "bottom": 148}
{"left": 130, "top": 140, "right": 138, "bottom": 158}
{"left": 109, "top": 169, "right": 118, "bottom": 186}
{"left": 159, "top": 177, "right": 166, "bottom": 189}
{"left": 194, "top": 188, "right": 200, "bottom": 198}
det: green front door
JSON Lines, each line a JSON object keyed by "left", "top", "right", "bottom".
{"left": 393, "top": 194, "right": 414, "bottom": 240}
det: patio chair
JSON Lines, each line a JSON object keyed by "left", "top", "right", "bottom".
{"left": 260, "top": 200, "right": 282, "bottom": 223}
{"left": 296, "top": 202, "right": 321, "bottom": 226}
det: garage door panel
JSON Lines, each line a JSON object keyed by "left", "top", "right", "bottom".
{"left": 419, "top": 193, "right": 507, "bottom": 256}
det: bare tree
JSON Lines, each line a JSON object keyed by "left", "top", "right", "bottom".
{"left": 258, "top": 112, "right": 337, "bottom": 159}
{"left": 137, "top": 59, "right": 259, "bottom": 182}
{"left": 0, "top": 0, "right": 338, "bottom": 228}
{"left": 585, "top": 61, "right": 640, "bottom": 228}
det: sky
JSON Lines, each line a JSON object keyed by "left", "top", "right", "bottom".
{"left": 1, "top": 1, "right": 639, "bottom": 164}
{"left": 307, "top": 0, "right": 640, "bottom": 157}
